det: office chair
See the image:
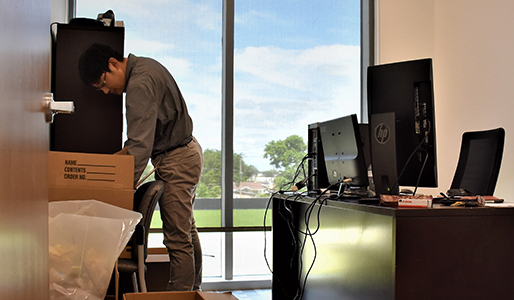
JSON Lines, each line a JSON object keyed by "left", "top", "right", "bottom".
{"left": 450, "top": 127, "right": 505, "bottom": 196}
{"left": 117, "top": 180, "right": 164, "bottom": 294}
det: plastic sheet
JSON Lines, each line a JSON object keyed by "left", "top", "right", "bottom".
{"left": 49, "top": 200, "right": 142, "bottom": 300}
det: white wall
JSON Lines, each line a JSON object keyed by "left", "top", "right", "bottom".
{"left": 376, "top": 0, "right": 435, "bottom": 63}
{"left": 51, "top": 0, "right": 68, "bottom": 23}
{"left": 377, "top": 0, "right": 514, "bottom": 200}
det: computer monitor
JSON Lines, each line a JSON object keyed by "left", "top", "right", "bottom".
{"left": 367, "top": 58, "right": 437, "bottom": 195}
{"left": 316, "top": 114, "right": 369, "bottom": 191}
{"left": 307, "top": 122, "right": 330, "bottom": 191}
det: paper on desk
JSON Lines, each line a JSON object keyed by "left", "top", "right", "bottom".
{"left": 485, "top": 202, "right": 514, "bottom": 207}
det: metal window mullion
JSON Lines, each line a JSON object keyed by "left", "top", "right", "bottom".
{"left": 68, "top": 0, "right": 76, "bottom": 20}
{"left": 361, "top": 0, "right": 375, "bottom": 123}
{"left": 221, "top": 0, "right": 235, "bottom": 281}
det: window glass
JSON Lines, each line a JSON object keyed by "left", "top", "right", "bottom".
{"left": 75, "top": 3, "right": 224, "bottom": 212}
{"left": 76, "top": 0, "right": 362, "bottom": 280}
{"left": 233, "top": 0, "right": 361, "bottom": 219}
{"left": 76, "top": 0, "right": 224, "bottom": 278}
{"left": 231, "top": 0, "right": 360, "bottom": 276}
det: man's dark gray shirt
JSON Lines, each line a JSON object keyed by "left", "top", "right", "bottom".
{"left": 124, "top": 54, "right": 193, "bottom": 185}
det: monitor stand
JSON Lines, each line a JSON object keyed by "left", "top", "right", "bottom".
{"left": 370, "top": 112, "right": 399, "bottom": 195}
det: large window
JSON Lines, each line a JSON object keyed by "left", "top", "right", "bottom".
{"left": 234, "top": 0, "right": 362, "bottom": 179}
{"left": 74, "top": 0, "right": 370, "bottom": 286}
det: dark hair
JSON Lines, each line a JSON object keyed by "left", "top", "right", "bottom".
{"left": 78, "top": 43, "right": 124, "bottom": 86}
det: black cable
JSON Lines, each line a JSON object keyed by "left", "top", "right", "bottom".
{"left": 295, "top": 199, "right": 319, "bottom": 299}
{"left": 291, "top": 181, "right": 342, "bottom": 300}
{"left": 296, "top": 223, "right": 318, "bottom": 300}
{"left": 412, "top": 149, "right": 429, "bottom": 195}
{"left": 283, "top": 192, "right": 304, "bottom": 271}
{"left": 263, "top": 153, "right": 312, "bottom": 299}
{"left": 263, "top": 192, "right": 295, "bottom": 299}
{"left": 264, "top": 190, "right": 314, "bottom": 300}
{"left": 282, "top": 200, "right": 301, "bottom": 270}
{"left": 293, "top": 154, "right": 312, "bottom": 185}
{"left": 263, "top": 191, "right": 275, "bottom": 273}
{"left": 264, "top": 153, "right": 348, "bottom": 300}
{"left": 390, "top": 119, "right": 432, "bottom": 193}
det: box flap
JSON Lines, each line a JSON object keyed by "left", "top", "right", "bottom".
{"left": 198, "top": 292, "right": 239, "bottom": 300}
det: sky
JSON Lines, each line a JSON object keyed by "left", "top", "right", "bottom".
{"left": 76, "top": 0, "right": 361, "bottom": 172}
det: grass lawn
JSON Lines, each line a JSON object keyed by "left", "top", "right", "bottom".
{"left": 151, "top": 209, "right": 272, "bottom": 228}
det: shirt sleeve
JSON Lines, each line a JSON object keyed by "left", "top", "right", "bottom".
{"left": 124, "top": 80, "right": 160, "bottom": 187}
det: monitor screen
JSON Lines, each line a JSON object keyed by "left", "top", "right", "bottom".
{"left": 367, "top": 58, "right": 437, "bottom": 195}
{"left": 318, "top": 114, "right": 369, "bottom": 188}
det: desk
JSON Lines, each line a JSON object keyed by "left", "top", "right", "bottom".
{"left": 272, "top": 194, "right": 514, "bottom": 300}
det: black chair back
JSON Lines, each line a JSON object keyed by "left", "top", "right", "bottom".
{"left": 450, "top": 128, "right": 505, "bottom": 195}
{"left": 132, "top": 180, "right": 164, "bottom": 259}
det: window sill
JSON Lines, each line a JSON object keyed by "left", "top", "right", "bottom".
{"left": 202, "top": 275, "right": 272, "bottom": 291}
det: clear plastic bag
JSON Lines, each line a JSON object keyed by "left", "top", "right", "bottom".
{"left": 49, "top": 200, "right": 142, "bottom": 300}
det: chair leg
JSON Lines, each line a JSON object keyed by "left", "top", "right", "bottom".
{"left": 138, "top": 268, "right": 147, "bottom": 293}
{"left": 115, "top": 261, "right": 119, "bottom": 300}
{"left": 137, "top": 244, "right": 147, "bottom": 292}
{"left": 131, "top": 272, "right": 139, "bottom": 293}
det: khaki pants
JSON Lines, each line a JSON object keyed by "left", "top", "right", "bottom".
{"left": 152, "top": 137, "right": 203, "bottom": 291}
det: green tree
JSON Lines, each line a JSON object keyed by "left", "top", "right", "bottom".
{"left": 263, "top": 135, "right": 307, "bottom": 189}
{"left": 201, "top": 149, "right": 222, "bottom": 188}
{"left": 263, "top": 135, "right": 306, "bottom": 170}
{"left": 196, "top": 182, "right": 221, "bottom": 198}
{"left": 198, "top": 149, "right": 259, "bottom": 198}
{"left": 234, "top": 153, "right": 259, "bottom": 185}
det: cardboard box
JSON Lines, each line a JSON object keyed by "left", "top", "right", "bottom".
{"left": 48, "top": 151, "right": 135, "bottom": 210}
{"left": 123, "top": 291, "right": 239, "bottom": 300}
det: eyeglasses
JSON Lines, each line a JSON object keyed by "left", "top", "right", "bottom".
{"left": 96, "top": 72, "right": 107, "bottom": 91}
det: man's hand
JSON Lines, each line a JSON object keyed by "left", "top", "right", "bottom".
{"left": 114, "top": 146, "right": 128, "bottom": 155}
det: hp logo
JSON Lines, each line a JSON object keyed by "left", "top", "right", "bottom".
{"left": 374, "top": 123, "right": 390, "bottom": 144}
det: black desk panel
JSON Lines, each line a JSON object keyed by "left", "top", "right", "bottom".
{"left": 272, "top": 194, "right": 514, "bottom": 300}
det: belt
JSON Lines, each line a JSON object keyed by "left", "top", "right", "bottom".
{"left": 152, "top": 136, "right": 194, "bottom": 159}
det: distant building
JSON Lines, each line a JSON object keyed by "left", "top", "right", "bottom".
{"left": 233, "top": 181, "right": 269, "bottom": 198}
{"left": 255, "top": 173, "right": 275, "bottom": 186}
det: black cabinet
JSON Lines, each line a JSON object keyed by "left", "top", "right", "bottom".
{"left": 51, "top": 24, "right": 124, "bottom": 154}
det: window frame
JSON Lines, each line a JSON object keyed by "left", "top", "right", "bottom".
{"left": 68, "top": 0, "right": 374, "bottom": 287}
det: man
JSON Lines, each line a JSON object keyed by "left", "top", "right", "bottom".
{"left": 78, "top": 43, "right": 203, "bottom": 291}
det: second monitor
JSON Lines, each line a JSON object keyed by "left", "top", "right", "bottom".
{"left": 367, "top": 58, "right": 438, "bottom": 195}
{"left": 308, "top": 114, "right": 369, "bottom": 195}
